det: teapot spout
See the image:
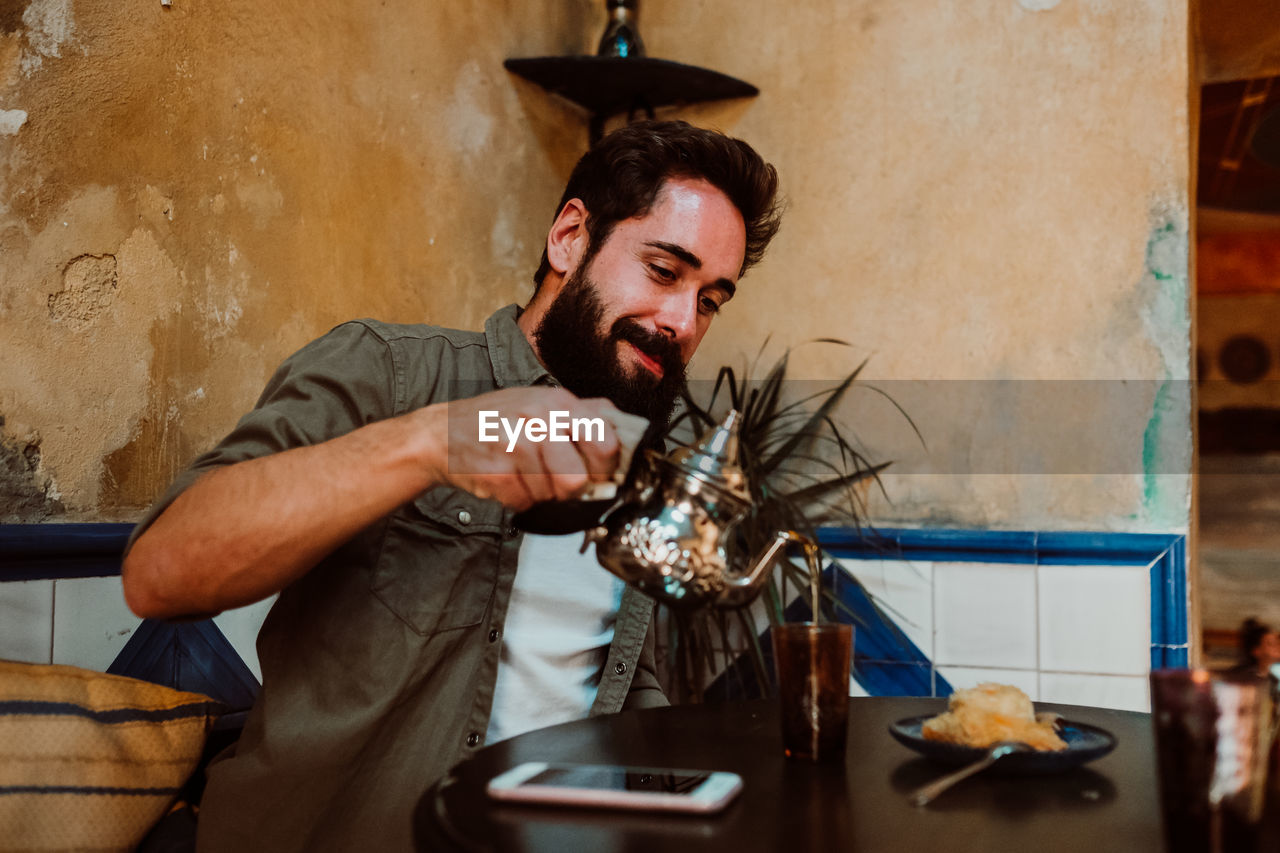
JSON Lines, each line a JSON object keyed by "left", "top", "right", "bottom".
{"left": 716, "top": 530, "right": 812, "bottom": 608}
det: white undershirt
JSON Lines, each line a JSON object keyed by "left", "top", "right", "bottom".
{"left": 484, "top": 534, "right": 626, "bottom": 744}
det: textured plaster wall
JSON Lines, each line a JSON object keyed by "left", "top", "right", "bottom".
{"left": 643, "top": 0, "right": 1193, "bottom": 533}
{"left": 0, "top": 0, "right": 1191, "bottom": 534}
{"left": 0, "top": 0, "right": 596, "bottom": 520}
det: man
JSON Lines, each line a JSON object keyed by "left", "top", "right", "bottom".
{"left": 123, "top": 120, "right": 781, "bottom": 850}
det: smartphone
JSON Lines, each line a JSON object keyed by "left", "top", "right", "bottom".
{"left": 485, "top": 762, "right": 743, "bottom": 813}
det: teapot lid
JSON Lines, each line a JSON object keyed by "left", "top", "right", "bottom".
{"left": 664, "top": 409, "right": 750, "bottom": 503}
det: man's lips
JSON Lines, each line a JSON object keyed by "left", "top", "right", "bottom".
{"left": 624, "top": 340, "right": 665, "bottom": 379}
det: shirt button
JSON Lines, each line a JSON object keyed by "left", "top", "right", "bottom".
{"left": 457, "top": 510, "right": 472, "bottom": 525}
{"left": 614, "top": 662, "right": 627, "bottom": 675}
{"left": 466, "top": 732, "right": 480, "bottom": 747}
{"left": 506, "top": 525, "right": 518, "bottom": 538}
{"left": 488, "top": 629, "right": 499, "bottom": 643}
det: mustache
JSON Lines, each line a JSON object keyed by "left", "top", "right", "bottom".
{"left": 610, "top": 319, "right": 683, "bottom": 374}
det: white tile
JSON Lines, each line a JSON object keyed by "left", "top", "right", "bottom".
{"left": 0, "top": 580, "right": 54, "bottom": 664}
{"left": 52, "top": 577, "right": 142, "bottom": 672}
{"left": 1038, "top": 564, "right": 1150, "bottom": 676}
{"left": 212, "top": 595, "right": 277, "bottom": 683}
{"left": 1039, "top": 672, "right": 1150, "bottom": 712}
{"left": 935, "top": 666, "right": 1040, "bottom": 700}
{"left": 835, "top": 557, "right": 933, "bottom": 658}
{"left": 849, "top": 674, "right": 869, "bottom": 697}
{"left": 933, "top": 562, "right": 1037, "bottom": 669}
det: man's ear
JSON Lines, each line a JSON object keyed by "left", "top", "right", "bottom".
{"left": 545, "top": 199, "right": 590, "bottom": 275}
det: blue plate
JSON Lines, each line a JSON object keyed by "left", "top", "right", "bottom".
{"left": 888, "top": 715, "right": 1117, "bottom": 775}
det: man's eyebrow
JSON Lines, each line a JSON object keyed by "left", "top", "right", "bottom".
{"left": 646, "top": 240, "right": 702, "bottom": 269}
{"left": 645, "top": 241, "right": 737, "bottom": 298}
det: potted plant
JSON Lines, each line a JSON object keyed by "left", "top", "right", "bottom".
{"left": 656, "top": 341, "right": 919, "bottom": 705}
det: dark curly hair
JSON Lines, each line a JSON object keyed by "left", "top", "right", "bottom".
{"left": 533, "top": 120, "right": 782, "bottom": 289}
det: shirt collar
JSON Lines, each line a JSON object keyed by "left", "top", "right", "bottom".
{"left": 485, "top": 303, "right": 556, "bottom": 389}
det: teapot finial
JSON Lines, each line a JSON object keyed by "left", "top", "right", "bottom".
{"left": 695, "top": 408, "right": 739, "bottom": 459}
{"left": 666, "top": 409, "right": 749, "bottom": 503}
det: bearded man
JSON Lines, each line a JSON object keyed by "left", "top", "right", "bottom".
{"left": 123, "top": 120, "right": 781, "bottom": 852}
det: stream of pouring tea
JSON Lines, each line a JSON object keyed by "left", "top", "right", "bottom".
{"left": 804, "top": 537, "right": 822, "bottom": 621}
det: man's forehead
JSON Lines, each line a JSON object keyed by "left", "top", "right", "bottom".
{"left": 627, "top": 179, "right": 747, "bottom": 275}
{"left": 649, "top": 176, "right": 736, "bottom": 217}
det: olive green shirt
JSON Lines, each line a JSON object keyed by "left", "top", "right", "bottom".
{"left": 129, "top": 305, "right": 666, "bottom": 852}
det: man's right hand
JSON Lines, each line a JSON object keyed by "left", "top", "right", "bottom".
{"left": 414, "top": 387, "right": 628, "bottom": 511}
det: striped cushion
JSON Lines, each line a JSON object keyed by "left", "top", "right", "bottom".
{"left": 0, "top": 659, "right": 221, "bottom": 852}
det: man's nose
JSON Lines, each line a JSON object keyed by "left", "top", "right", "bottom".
{"left": 654, "top": 290, "right": 698, "bottom": 345}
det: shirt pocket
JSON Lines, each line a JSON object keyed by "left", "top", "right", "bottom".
{"left": 370, "top": 487, "right": 506, "bottom": 635}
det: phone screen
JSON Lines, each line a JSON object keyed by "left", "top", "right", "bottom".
{"left": 523, "top": 766, "right": 712, "bottom": 795}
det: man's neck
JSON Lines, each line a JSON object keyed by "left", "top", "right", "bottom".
{"left": 516, "top": 277, "right": 561, "bottom": 369}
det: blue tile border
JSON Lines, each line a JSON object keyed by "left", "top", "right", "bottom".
{"left": 819, "top": 526, "right": 1040, "bottom": 564}
{"left": 1, "top": 522, "right": 1191, "bottom": 687}
{"left": 817, "top": 526, "right": 1189, "bottom": 670}
{"left": 0, "top": 523, "right": 133, "bottom": 581}
{"left": 0, "top": 523, "right": 262, "bottom": 703}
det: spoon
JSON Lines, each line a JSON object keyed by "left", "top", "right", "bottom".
{"left": 908, "top": 741, "right": 1032, "bottom": 807}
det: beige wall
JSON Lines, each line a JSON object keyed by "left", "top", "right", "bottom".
{"left": 0, "top": 0, "right": 1192, "bottom": 534}
{"left": 645, "top": 0, "right": 1193, "bottom": 533}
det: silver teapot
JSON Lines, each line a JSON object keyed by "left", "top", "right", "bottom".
{"left": 583, "top": 410, "right": 806, "bottom": 609}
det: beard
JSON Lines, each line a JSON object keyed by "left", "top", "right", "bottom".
{"left": 533, "top": 266, "right": 688, "bottom": 426}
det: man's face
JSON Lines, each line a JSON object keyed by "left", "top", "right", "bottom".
{"left": 534, "top": 177, "right": 747, "bottom": 424}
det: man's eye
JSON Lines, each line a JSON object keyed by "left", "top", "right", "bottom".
{"left": 648, "top": 264, "right": 676, "bottom": 281}
{"left": 699, "top": 295, "right": 722, "bottom": 315}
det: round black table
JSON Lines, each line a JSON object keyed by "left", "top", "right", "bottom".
{"left": 416, "top": 696, "right": 1170, "bottom": 852}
